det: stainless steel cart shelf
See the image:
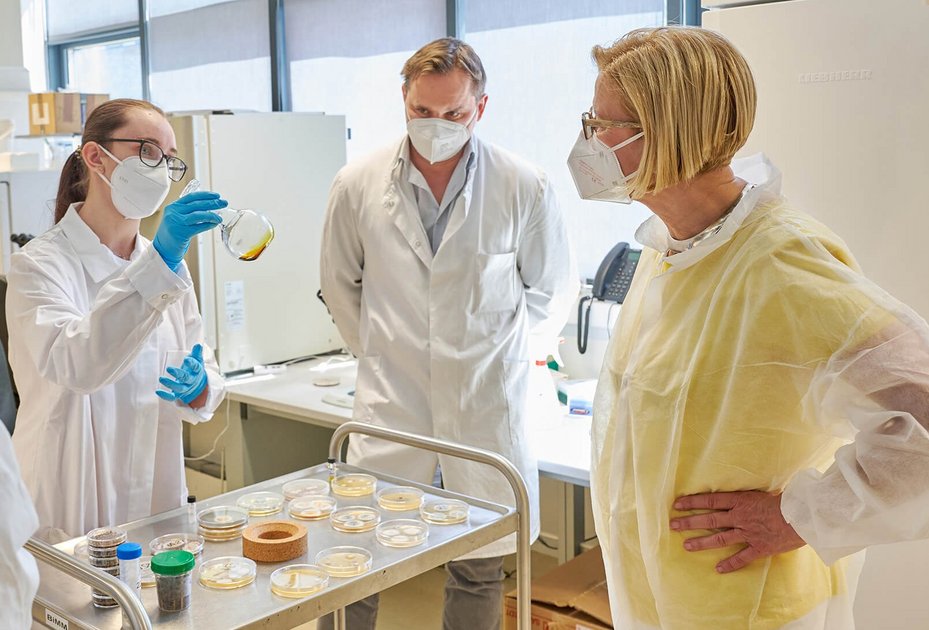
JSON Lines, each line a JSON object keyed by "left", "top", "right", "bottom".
{"left": 31, "top": 422, "right": 532, "bottom": 630}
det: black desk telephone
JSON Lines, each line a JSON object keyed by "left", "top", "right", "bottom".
{"left": 577, "top": 242, "right": 642, "bottom": 354}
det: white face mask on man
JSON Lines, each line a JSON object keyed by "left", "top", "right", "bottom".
{"left": 407, "top": 111, "right": 477, "bottom": 165}
{"left": 566, "top": 130, "right": 644, "bottom": 204}
{"left": 96, "top": 144, "right": 171, "bottom": 220}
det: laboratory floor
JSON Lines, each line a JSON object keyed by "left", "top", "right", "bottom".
{"left": 294, "top": 551, "right": 558, "bottom": 629}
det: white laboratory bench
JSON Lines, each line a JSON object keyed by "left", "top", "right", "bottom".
{"left": 216, "top": 358, "right": 592, "bottom": 562}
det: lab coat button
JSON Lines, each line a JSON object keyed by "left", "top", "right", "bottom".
{"left": 161, "top": 293, "right": 170, "bottom": 300}
{"left": 414, "top": 241, "right": 421, "bottom": 248}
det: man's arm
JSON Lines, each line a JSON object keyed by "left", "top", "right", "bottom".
{"left": 320, "top": 173, "right": 365, "bottom": 357}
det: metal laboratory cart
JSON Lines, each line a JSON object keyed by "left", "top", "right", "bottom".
{"left": 29, "top": 422, "right": 532, "bottom": 630}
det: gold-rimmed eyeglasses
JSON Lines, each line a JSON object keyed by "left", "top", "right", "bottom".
{"left": 581, "top": 109, "right": 642, "bottom": 140}
{"left": 103, "top": 138, "right": 188, "bottom": 182}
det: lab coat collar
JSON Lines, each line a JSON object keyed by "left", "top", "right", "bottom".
{"left": 59, "top": 203, "right": 143, "bottom": 284}
{"left": 634, "top": 153, "right": 783, "bottom": 270}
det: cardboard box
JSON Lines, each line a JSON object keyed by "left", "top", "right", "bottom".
{"left": 503, "top": 547, "right": 612, "bottom": 630}
{"left": 28, "top": 92, "right": 109, "bottom": 136}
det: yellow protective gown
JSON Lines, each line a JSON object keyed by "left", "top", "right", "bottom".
{"left": 591, "top": 155, "right": 929, "bottom": 629}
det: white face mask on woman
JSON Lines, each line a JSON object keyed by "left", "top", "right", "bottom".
{"left": 96, "top": 144, "right": 171, "bottom": 219}
{"left": 407, "top": 111, "right": 477, "bottom": 165}
{"left": 566, "top": 129, "right": 644, "bottom": 204}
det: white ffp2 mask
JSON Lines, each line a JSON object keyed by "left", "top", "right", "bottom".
{"left": 407, "top": 114, "right": 475, "bottom": 164}
{"left": 96, "top": 144, "right": 171, "bottom": 220}
{"left": 566, "top": 130, "right": 644, "bottom": 204}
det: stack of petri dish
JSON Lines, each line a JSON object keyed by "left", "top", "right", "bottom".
{"left": 270, "top": 564, "right": 330, "bottom": 598}
{"left": 282, "top": 478, "right": 330, "bottom": 501}
{"left": 376, "top": 486, "right": 424, "bottom": 511}
{"left": 330, "top": 506, "right": 381, "bottom": 533}
{"left": 199, "top": 556, "right": 258, "bottom": 590}
{"left": 197, "top": 506, "right": 249, "bottom": 541}
{"left": 289, "top": 495, "right": 338, "bottom": 520}
{"left": 420, "top": 499, "right": 470, "bottom": 525}
{"left": 236, "top": 491, "right": 285, "bottom": 516}
{"left": 315, "top": 546, "right": 373, "bottom": 577}
{"left": 149, "top": 532, "right": 205, "bottom": 557}
{"left": 86, "top": 527, "right": 127, "bottom": 608}
{"left": 330, "top": 473, "right": 377, "bottom": 497}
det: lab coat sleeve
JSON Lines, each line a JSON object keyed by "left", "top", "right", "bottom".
{"left": 320, "top": 172, "right": 364, "bottom": 357}
{"left": 517, "top": 175, "right": 579, "bottom": 347}
{"left": 781, "top": 309, "right": 929, "bottom": 565}
{"left": 7, "top": 245, "right": 190, "bottom": 393}
{"left": 168, "top": 262, "right": 225, "bottom": 425}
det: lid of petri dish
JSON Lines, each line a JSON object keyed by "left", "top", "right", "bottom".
{"left": 375, "top": 519, "right": 429, "bottom": 548}
{"left": 149, "top": 532, "right": 204, "bottom": 556}
{"left": 330, "top": 473, "right": 377, "bottom": 497}
{"left": 270, "top": 564, "right": 330, "bottom": 598}
{"left": 376, "top": 486, "right": 424, "bottom": 511}
{"left": 282, "top": 478, "right": 330, "bottom": 500}
{"left": 197, "top": 506, "right": 249, "bottom": 530}
{"left": 86, "top": 527, "right": 127, "bottom": 548}
{"left": 236, "top": 491, "right": 285, "bottom": 515}
{"left": 330, "top": 506, "right": 381, "bottom": 532}
{"left": 150, "top": 550, "right": 195, "bottom": 576}
{"left": 289, "top": 495, "right": 338, "bottom": 520}
{"left": 315, "top": 546, "right": 373, "bottom": 577}
{"left": 116, "top": 542, "right": 142, "bottom": 560}
{"left": 199, "top": 556, "right": 257, "bottom": 590}
{"left": 140, "top": 555, "right": 155, "bottom": 588}
{"left": 420, "top": 499, "right": 470, "bottom": 525}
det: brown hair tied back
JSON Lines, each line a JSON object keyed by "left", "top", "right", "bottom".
{"left": 54, "top": 98, "right": 165, "bottom": 223}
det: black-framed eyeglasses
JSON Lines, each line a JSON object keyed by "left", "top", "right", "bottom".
{"left": 581, "top": 109, "right": 642, "bottom": 140}
{"left": 103, "top": 138, "right": 188, "bottom": 182}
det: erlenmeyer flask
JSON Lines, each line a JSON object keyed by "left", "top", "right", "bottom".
{"left": 180, "top": 179, "right": 275, "bottom": 261}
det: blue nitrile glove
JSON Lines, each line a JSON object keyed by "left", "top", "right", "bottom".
{"left": 153, "top": 191, "right": 226, "bottom": 272}
{"left": 156, "top": 344, "right": 208, "bottom": 404}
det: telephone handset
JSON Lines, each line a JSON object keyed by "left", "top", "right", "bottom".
{"left": 578, "top": 242, "right": 642, "bottom": 354}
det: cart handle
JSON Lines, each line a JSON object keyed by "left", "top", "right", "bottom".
{"left": 26, "top": 537, "right": 152, "bottom": 630}
{"left": 329, "top": 421, "right": 532, "bottom": 630}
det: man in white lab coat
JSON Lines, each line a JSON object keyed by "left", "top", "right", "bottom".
{"left": 320, "top": 38, "right": 577, "bottom": 629}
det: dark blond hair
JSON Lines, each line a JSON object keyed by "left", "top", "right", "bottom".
{"left": 402, "top": 37, "right": 486, "bottom": 96}
{"left": 593, "top": 26, "right": 756, "bottom": 198}
{"left": 55, "top": 98, "right": 165, "bottom": 223}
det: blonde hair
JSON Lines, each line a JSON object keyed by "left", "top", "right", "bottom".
{"left": 402, "top": 37, "right": 486, "bottom": 96}
{"left": 593, "top": 26, "right": 756, "bottom": 198}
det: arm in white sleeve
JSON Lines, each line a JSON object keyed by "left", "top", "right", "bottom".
{"left": 7, "top": 245, "right": 189, "bottom": 393}
{"left": 782, "top": 314, "right": 929, "bottom": 565}
{"left": 320, "top": 173, "right": 364, "bottom": 357}
{"left": 517, "top": 175, "right": 579, "bottom": 340}
{"left": 170, "top": 262, "right": 224, "bottom": 425}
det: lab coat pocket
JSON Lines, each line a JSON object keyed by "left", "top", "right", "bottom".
{"left": 472, "top": 252, "right": 519, "bottom": 314}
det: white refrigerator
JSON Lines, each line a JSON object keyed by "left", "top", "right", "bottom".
{"left": 703, "top": 1, "right": 929, "bottom": 627}
{"left": 160, "top": 112, "right": 347, "bottom": 373}
{"left": 0, "top": 169, "right": 59, "bottom": 275}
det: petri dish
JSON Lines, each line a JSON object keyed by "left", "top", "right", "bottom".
{"left": 376, "top": 486, "right": 424, "bottom": 511}
{"left": 150, "top": 532, "right": 205, "bottom": 556}
{"left": 197, "top": 506, "right": 249, "bottom": 541}
{"left": 72, "top": 541, "right": 89, "bottom": 563}
{"left": 199, "top": 524, "right": 247, "bottom": 542}
{"left": 330, "top": 506, "right": 381, "bottom": 533}
{"left": 236, "top": 491, "right": 285, "bottom": 516}
{"left": 282, "top": 478, "right": 330, "bottom": 500}
{"left": 199, "top": 556, "right": 257, "bottom": 590}
{"left": 330, "top": 473, "right": 377, "bottom": 497}
{"left": 315, "top": 547, "right": 373, "bottom": 577}
{"left": 375, "top": 519, "right": 429, "bottom": 548}
{"left": 289, "top": 495, "right": 338, "bottom": 520}
{"left": 420, "top": 499, "right": 470, "bottom": 525}
{"left": 86, "top": 527, "right": 126, "bottom": 551}
{"left": 270, "top": 564, "right": 330, "bottom": 598}
{"left": 140, "top": 555, "right": 155, "bottom": 588}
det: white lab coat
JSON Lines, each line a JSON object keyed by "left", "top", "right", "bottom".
{"left": 321, "top": 136, "right": 577, "bottom": 558}
{"left": 0, "top": 425, "right": 39, "bottom": 629}
{"left": 7, "top": 204, "right": 223, "bottom": 542}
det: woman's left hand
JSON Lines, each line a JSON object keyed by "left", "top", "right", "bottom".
{"left": 669, "top": 490, "right": 806, "bottom": 573}
{"left": 156, "top": 344, "right": 208, "bottom": 406}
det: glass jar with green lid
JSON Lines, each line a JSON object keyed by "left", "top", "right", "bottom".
{"left": 151, "top": 550, "right": 195, "bottom": 611}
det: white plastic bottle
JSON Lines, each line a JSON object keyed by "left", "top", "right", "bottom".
{"left": 116, "top": 542, "right": 143, "bottom": 600}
